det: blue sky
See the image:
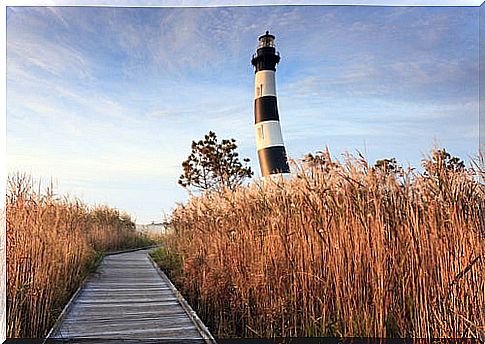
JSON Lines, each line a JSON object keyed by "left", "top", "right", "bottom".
{"left": 6, "top": 3, "right": 480, "bottom": 223}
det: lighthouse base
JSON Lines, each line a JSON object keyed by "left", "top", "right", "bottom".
{"left": 257, "top": 146, "right": 290, "bottom": 176}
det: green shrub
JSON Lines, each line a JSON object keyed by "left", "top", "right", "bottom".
{"left": 150, "top": 247, "right": 184, "bottom": 280}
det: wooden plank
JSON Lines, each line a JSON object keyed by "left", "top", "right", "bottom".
{"left": 48, "top": 249, "right": 215, "bottom": 343}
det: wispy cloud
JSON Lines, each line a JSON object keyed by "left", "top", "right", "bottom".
{"left": 6, "top": 5, "right": 479, "bottom": 222}
{"left": 7, "top": 17, "right": 92, "bottom": 81}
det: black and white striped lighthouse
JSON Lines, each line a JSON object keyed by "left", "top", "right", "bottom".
{"left": 251, "top": 31, "right": 290, "bottom": 177}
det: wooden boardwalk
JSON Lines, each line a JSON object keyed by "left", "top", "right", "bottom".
{"left": 47, "top": 248, "right": 215, "bottom": 344}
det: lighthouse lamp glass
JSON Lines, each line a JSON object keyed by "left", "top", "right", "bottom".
{"left": 258, "top": 36, "right": 275, "bottom": 48}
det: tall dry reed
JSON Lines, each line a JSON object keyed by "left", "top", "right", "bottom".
{"left": 6, "top": 173, "right": 152, "bottom": 338}
{"left": 165, "top": 149, "right": 484, "bottom": 338}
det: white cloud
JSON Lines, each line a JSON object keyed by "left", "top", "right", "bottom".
{"left": 7, "top": 33, "right": 92, "bottom": 81}
{"left": 5, "top": 4, "right": 479, "bottom": 223}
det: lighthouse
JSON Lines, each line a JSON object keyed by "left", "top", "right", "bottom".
{"left": 251, "top": 31, "right": 290, "bottom": 177}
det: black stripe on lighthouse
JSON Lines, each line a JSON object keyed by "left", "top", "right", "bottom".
{"left": 251, "top": 31, "right": 290, "bottom": 177}
{"left": 254, "top": 96, "right": 279, "bottom": 122}
{"left": 258, "top": 146, "right": 288, "bottom": 177}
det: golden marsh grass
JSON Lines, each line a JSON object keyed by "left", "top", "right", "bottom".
{"left": 6, "top": 173, "right": 153, "bottom": 338}
{"left": 164, "top": 149, "right": 485, "bottom": 338}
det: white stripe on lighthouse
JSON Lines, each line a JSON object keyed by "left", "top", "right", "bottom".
{"left": 254, "top": 70, "right": 276, "bottom": 98}
{"left": 255, "top": 120, "right": 285, "bottom": 150}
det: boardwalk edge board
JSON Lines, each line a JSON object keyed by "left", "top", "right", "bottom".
{"left": 146, "top": 254, "right": 217, "bottom": 344}
{"left": 44, "top": 271, "right": 90, "bottom": 342}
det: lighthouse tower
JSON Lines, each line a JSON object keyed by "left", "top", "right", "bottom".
{"left": 251, "top": 31, "right": 290, "bottom": 177}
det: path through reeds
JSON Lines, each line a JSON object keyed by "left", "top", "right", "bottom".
{"left": 6, "top": 173, "right": 154, "bottom": 338}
